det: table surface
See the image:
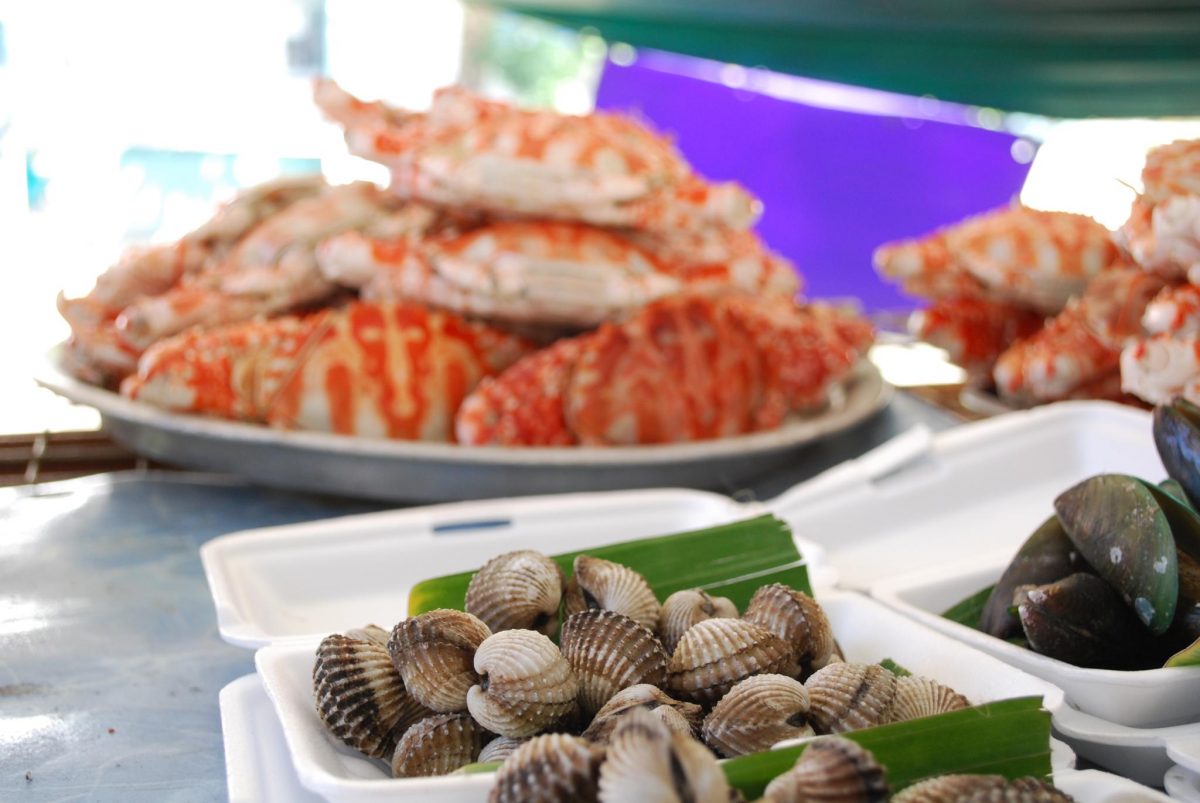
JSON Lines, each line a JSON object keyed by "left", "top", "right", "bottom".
{"left": 0, "top": 391, "right": 960, "bottom": 801}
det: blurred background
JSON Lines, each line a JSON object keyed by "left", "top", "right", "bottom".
{"left": 2, "top": 0, "right": 1200, "bottom": 433}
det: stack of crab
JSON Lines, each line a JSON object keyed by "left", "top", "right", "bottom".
{"left": 873, "top": 138, "right": 1200, "bottom": 410}
{"left": 57, "top": 81, "right": 873, "bottom": 446}
{"left": 309, "top": 548, "right": 1073, "bottom": 801}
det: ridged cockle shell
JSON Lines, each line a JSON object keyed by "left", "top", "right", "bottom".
{"left": 388, "top": 609, "right": 492, "bottom": 712}
{"left": 805, "top": 663, "right": 898, "bottom": 734}
{"left": 581, "top": 683, "right": 703, "bottom": 744}
{"left": 889, "top": 675, "right": 970, "bottom": 723}
{"left": 701, "top": 673, "right": 813, "bottom": 757}
{"left": 468, "top": 629, "right": 579, "bottom": 738}
{"left": 763, "top": 736, "right": 889, "bottom": 803}
{"left": 743, "top": 584, "right": 836, "bottom": 677}
{"left": 891, "top": 774, "right": 1073, "bottom": 802}
{"left": 466, "top": 550, "right": 565, "bottom": 637}
{"left": 345, "top": 624, "right": 390, "bottom": 647}
{"left": 598, "top": 708, "right": 732, "bottom": 803}
{"left": 564, "top": 555, "right": 661, "bottom": 633}
{"left": 667, "top": 617, "right": 792, "bottom": 705}
{"left": 660, "top": 589, "right": 738, "bottom": 653}
{"left": 488, "top": 733, "right": 605, "bottom": 803}
{"left": 478, "top": 735, "right": 525, "bottom": 765}
{"left": 313, "top": 633, "right": 432, "bottom": 759}
{"left": 560, "top": 609, "right": 669, "bottom": 716}
{"left": 390, "top": 712, "right": 489, "bottom": 778}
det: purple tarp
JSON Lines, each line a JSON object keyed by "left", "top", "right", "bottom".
{"left": 595, "top": 51, "right": 1034, "bottom": 311}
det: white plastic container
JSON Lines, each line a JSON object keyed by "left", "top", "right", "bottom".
{"left": 251, "top": 591, "right": 1067, "bottom": 803}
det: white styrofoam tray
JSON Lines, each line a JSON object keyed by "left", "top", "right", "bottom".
{"left": 253, "top": 590, "right": 1068, "bottom": 803}
{"left": 220, "top": 671, "right": 1170, "bottom": 803}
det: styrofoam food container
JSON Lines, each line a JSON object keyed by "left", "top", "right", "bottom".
{"left": 253, "top": 590, "right": 1067, "bottom": 803}
{"left": 871, "top": 557, "right": 1200, "bottom": 729}
{"left": 201, "top": 487, "right": 835, "bottom": 649}
{"left": 1166, "top": 763, "right": 1200, "bottom": 802}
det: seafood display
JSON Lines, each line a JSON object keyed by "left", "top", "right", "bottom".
{"left": 876, "top": 137, "right": 1200, "bottom": 410}
{"left": 310, "top": 545, "right": 984, "bottom": 791}
{"left": 945, "top": 398, "right": 1200, "bottom": 670}
{"left": 57, "top": 80, "right": 879, "bottom": 448}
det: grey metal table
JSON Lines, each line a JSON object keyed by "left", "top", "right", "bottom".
{"left": 0, "top": 392, "right": 959, "bottom": 801}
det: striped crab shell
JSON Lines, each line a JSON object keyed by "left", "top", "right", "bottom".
{"left": 312, "top": 632, "right": 432, "bottom": 759}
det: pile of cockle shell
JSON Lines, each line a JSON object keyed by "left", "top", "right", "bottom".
{"left": 313, "top": 548, "right": 981, "bottom": 796}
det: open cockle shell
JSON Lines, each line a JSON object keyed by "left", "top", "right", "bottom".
{"left": 660, "top": 589, "right": 738, "bottom": 654}
{"left": 743, "top": 583, "right": 836, "bottom": 676}
{"left": 890, "top": 773, "right": 1072, "bottom": 802}
{"left": 468, "top": 629, "right": 579, "bottom": 738}
{"left": 564, "top": 554, "right": 661, "bottom": 633}
{"left": 762, "top": 736, "right": 889, "bottom": 803}
{"left": 560, "top": 609, "right": 669, "bottom": 717}
{"left": 488, "top": 732, "right": 605, "bottom": 803}
{"left": 667, "top": 617, "right": 792, "bottom": 705}
{"left": 387, "top": 609, "right": 492, "bottom": 712}
{"left": 888, "top": 676, "right": 970, "bottom": 723}
{"left": 465, "top": 549, "right": 565, "bottom": 637}
{"left": 597, "top": 707, "right": 732, "bottom": 803}
{"left": 313, "top": 633, "right": 432, "bottom": 760}
{"left": 581, "top": 683, "right": 703, "bottom": 744}
{"left": 701, "top": 673, "right": 813, "bottom": 757}
{"left": 805, "top": 663, "right": 899, "bottom": 734}
{"left": 389, "top": 712, "right": 489, "bottom": 778}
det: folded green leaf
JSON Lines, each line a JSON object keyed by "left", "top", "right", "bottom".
{"left": 722, "top": 697, "right": 1052, "bottom": 798}
{"left": 879, "top": 658, "right": 912, "bottom": 677}
{"left": 942, "top": 584, "right": 996, "bottom": 630}
{"left": 408, "top": 514, "right": 810, "bottom": 616}
{"left": 1167, "top": 636, "right": 1200, "bottom": 667}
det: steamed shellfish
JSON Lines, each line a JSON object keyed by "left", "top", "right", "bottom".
{"left": 465, "top": 550, "right": 565, "bottom": 637}
{"left": 598, "top": 708, "right": 732, "bottom": 803}
{"left": 743, "top": 583, "right": 836, "bottom": 676}
{"left": 564, "top": 555, "right": 661, "bottom": 633}
{"left": 890, "top": 774, "right": 1074, "bottom": 802}
{"left": 387, "top": 609, "right": 492, "bottom": 712}
{"left": 805, "top": 663, "right": 898, "bottom": 734}
{"left": 763, "top": 736, "right": 889, "bottom": 803}
{"left": 660, "top": 589, "right": 738, "bottom": 654}
{"left": 488, "top": 733, "right": 605, "bottom": 803}
{"left": 667, "top": 617, "right": 792, "bottom": 705}
{"left": 581, "top": 683, "right": 703, "bottom": 744}
{"left": 390, "top": 712, "right": 489, "bottom": 777}
{"left": 889, "top": 676, "right": 971, "bottom": 723}
{"left": 560, "top": 609, "right": 669, "bottom": 716}
{"left": 468, "top": 629, "right": 580, "bottom": 738}
{"left": 701, "top": 673, "right": 813, "bottom": 757}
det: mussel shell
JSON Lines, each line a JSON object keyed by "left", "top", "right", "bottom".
{"left": 804, "top": 663, "right": 898, "bottom": 734}
{"left": 743, "top": 583, "right": 835, "bottom": 676}
{"left": 598, "top": 708, "right": 731, "bottom": 803}
{"left": 390, "top": 712, "right": 489, "bottom": 777}
{"left": 1054, "top": 474, "right": 1178, "bottom": 634}
{"left": 891, "top": 773, "right": 1072, "bottom": 802}
{"left": 488, "top": 733, "right": 605, "bottom": 803}
{"left": 702, "top": 673, "right": 812, "bottom": 758}
{"left": 667, "top": 618, "right": 793, "bottom": 705}
{"left": 564, "top": 555, "right": 661, "bottom": 634}
{"left": 660, "top": 589, "right": 738, "bottom": 654}
{"left": 465, "top": 550, "right": 565, "bottom": 637}
{"left": 468, "top": 629, "right": 579, "bottom": 739}
{"left": 387, "top": 609, "right": 492, "bottom": 712}
{"left": 581, "top": 683, "right": 703, "bottom": 744}
{"left": 1016, "top": 572, "right": 1160, "bottom": 669}
{"left": 560, "top": 609, "right": 669, "bottom": 717}
{"left": 313, "top": 633, "right": 432, "bottom": 759}
{"left": 1155, "top": 399, "right": 1200, "bottom": 510}
{"left": 763, "top": 736, "right": 889, "bottom": 803}
{"left": 980, "top": 516, "right": 1081, "bottom": 640}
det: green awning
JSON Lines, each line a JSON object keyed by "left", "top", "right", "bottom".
{"left": 465, "top": 0, "right": 1200, "bottom": 118}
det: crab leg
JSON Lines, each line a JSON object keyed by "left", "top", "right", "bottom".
{"left": 908, "top": 297, "right": 1045, "bottom": 375}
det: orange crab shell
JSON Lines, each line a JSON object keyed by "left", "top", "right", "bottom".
{"left": 122, "top": 302, "right": 535, "bottom": 440}
{"left": 909, "top": 297, "right": 1046, "bottom": 376}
